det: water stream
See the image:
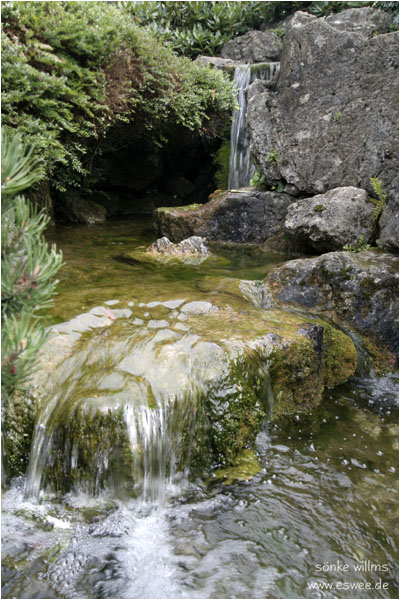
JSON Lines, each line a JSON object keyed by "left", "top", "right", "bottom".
{"left": 2, "top": 218, "right": 398, "bottom": 599}
{"left": 228, "top": 63, "right": 279, "bottom": 189}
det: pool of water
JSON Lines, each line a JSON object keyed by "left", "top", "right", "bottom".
{"left": 2, "top": 217, "right": 398, "bottom": 599}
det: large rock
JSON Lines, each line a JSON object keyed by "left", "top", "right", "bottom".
{"left": 16, "top": 288, "right": 357, "bottom": 486}
{"left": 265, "top": 250, "right": 399, "bottom": 356}
{"left": 220, "top": 30, "right": 283, "bottom": 62}
{"left": 325, "top": 7, "right": 393, "bottom": 37}
{"left": 284, "top": 187, "right": 376, "bottom": 253}
{"left": 247, "top": 13, "right": 399, "bottom": 250}
{"left": 154, "top": 189, "right": 293, "bottom": 244}
{"left": 55, "top": 191, "right": 107, "bottom": 224}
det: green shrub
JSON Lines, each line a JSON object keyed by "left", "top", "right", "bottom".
{"left": 2, "top": 1, "right": 236, "bottom": 193}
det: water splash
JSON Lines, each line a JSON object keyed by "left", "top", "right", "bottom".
{"left": 228, "top": 63, "right": 280, "bottom": 190}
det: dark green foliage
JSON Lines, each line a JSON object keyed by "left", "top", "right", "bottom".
{"left": 1, "top": 131, "right": 63, "bottom": 399}
{"left": 2, "top": 1, "right": 236, "bottom": 193}
{"left": 308, "top": 1, "right": 373, "bottom": 16}
{"left": 123, "top": 1, "right": 389, "bottom": 59}
{"left": 124, "top": 1, "right": 278, "bottom": 58}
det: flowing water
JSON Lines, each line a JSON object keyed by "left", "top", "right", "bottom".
{"left": 228, "top": 63, "right": 279, "bottom": 190}
{"left": 2, "top": 218, "right": 398, "bottom": 599}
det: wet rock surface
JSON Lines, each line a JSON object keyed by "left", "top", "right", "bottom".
{"left": 265, "top": 250, "right": 399, "bottom": 356}
{"left": 19, "top": 279, "right": 358, "bottom": 491}
{"left": 284, "top": 187, "right": 375, "bottom": 253}
{"left": 154, "top": 190, "right": 293, "bottom": 244}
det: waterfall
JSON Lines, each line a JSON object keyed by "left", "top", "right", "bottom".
{"left": 228, "top": 63, "right": 280, "bottom": 190}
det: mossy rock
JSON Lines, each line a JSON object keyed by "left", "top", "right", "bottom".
{"left": 212, "top": 449, "right": 261, "bottom": 484}
{"left": 2, "top": 389, "right": 36, "bottom": 478}
{"left": 269, "top": 323, "right": 357, "bottom": 423}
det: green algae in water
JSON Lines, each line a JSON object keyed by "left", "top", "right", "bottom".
{"left": 45, "top": 217, "right": 286, "bottom": 323}
{"left": 212, "top": 449, "right": 262, "bottom": 484}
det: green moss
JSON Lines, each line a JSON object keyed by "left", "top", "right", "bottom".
{"left": 269, "top": 325, "right": 357, "bottom": 422}
{"left": 45, "top": 405, "right": 134, "bottom": 495}
{"left": 201, "top": 351, "right": 267, "bottom": 466}
{"left": 156, "top": 203, "right": 201, "bottom": 214}
{"left": 269, "top": 337, "right": 322, "bottom": 422}
{"left": 212, "top": 449, "right": 261, "bottom": 484}
{"left": 361, "top": 335, "right": 397, "bottom": 375}
{"left": 2, "top": 389, "right": 36, "bottom": 478}
{"left": 314, "top": 204, "right": 325, "bottom": 213}
{"left": 213, "top": 139, "right": 230, "bottom": 190}
{"left": 322, "top": 325, "right": 357, "bottom": 388}
{"left": 360, "top": 276, "right": 380, "bottom": 297}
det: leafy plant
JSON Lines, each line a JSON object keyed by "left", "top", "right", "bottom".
{"left": 266, "top": 149, "right": 280, "bottom": 164}
{"left": 250, "top": 170, "right": 266, "bottom": 188}
{"left": 2, "top": 2, "right": 236, "bottom": 195}
{"left": 369, "top": 177, "right": 387, "bottom": 224}
{"left": 333, "top": 111, "right": 342, "bottom": 121}
{"left": 343, "top": 235, "right": 371, "bottom": 253}
{"left": 1, "top": 130, "right": 63, "bottom": 399}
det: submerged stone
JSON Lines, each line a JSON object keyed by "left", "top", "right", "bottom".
{"left": 212, "top": 449, "right": 262, "bottom": 484}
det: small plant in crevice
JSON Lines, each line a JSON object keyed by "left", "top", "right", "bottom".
{"left": 266, "top": 149, "right": 280, "bottom": 164}
{"left": 272, "top": 28, "right": 286, "bottom": 40}
{"left": 249, "top": 169, "right": 266, "bottom": 188}
{"left": 343, "top": 235, "right": 371, "bottom": 253}
{"left": 369, "top": 177, "right": 387, "bottom": 225}
{"left": 270, "top": 181, "right": 285, "bottom": 193}
{"left": 333, "top": 111, "right": 342, "bottom": 121}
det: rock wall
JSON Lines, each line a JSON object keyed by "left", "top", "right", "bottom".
{"left": 247, "top": 10, "right": 399, "bottom": 251}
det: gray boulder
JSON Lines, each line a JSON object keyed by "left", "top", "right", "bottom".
{"left": 220, "top": 30, "right": 282, "bottom": 62}
{"left": 286, "top": 11, "right": 316, "bottom": 30}
{"left": 325, "top": 7, "right": 393, "bottom": 37}
{"left": 265, "top": 250, "right": 399, "bottom": 356}
{"left": 247, "top": 15, "right": 399, "bottom": 250}
{"left": 154, "top": 189, "right": 293, "bottom": 244}
{"left": 284, "top": 187, "right": 375, "bottom": 253}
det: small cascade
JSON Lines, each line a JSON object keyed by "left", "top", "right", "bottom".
{"left": 228, "top": 62, "right": 280, "bottom": 189}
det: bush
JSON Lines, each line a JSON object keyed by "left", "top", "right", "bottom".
{"left": 1, "top": 1, "right": 236, "bottom": 193}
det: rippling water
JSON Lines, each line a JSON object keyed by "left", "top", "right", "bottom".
{"left": 2, "top": 218, "right": 398, "bottom": 599}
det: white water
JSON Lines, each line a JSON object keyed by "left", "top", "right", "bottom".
{"left": 228, "top": 63, "right": 280, "bottom": 189}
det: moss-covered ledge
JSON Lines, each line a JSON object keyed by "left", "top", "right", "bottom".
{"left": 269, "top": 323, "right": 357, "bottom": 423}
